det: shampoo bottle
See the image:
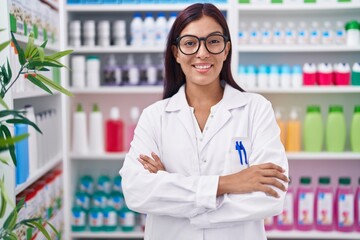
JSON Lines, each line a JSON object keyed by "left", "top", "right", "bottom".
{"left": 106, "top": 107, "right": 124, "bottom": 152}
{"left": 295, "top": 177, "right": 314, "bottom": 231}
{"left": 350, "top": 105, "right": 360, "bottom": 152}
{"left": 315, "top": 177, "right": 334, "bottom": 231}
{"left": 286, "top": 108, "right": 301, "bottom": 152}
{"left": 303, "top": 105, "right": 323, "bottom": 152}
{"left": 335, "top": 177, "right": 354, "bottom": 232}
{"left": 325, "top": 105, "right": 346, "bottom": 152}
{"left": 89, "top": 103, "right": 104, "bottom": 154}
{"left": 72, "top": 104, "right": 88, "bottom": 154}
{"left": 355, "top": 177, "right": 360, "bottom": 232}
{"left": 275, "top": 108, "right": 286, "bottom": 148}
{"left": 276, "top": 179, "right": 294, "bottom": 231}
{"left": 15, "top": 123, "right": 29, "bottom": 185}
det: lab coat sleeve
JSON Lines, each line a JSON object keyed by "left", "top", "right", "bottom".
{"left": 119, "top": 103, "right": 219, "bottom": 218}
{"left": 189, "top": 97, "right": 289, "bottom": 228}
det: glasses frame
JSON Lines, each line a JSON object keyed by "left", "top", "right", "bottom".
{"left": 175, "top": 33, "right": 229, "bottom": 55}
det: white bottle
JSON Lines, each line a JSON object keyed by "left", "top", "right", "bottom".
{"left": 71, "top": 55, "right": 86, "bottom": 88}
{"left": 239, "top": 22, "right": 249, "bottom": 45}
{"left": 167, "top": 12, "right": 177, "bottom": 34}
{"left": 98, "top": 20, "right": 111, "bottom": 47}
{"left": 280, "top": 65, "right": 291, "bottom": 88}
{"left": 24, "top": 105, "right": 38, "bottom": 176}
{"left": 257, "top": 65, "right": 269, "bottom": 89}
{"left": 86, "top": 56, "right": 100, "bottom": 88}
{"left": 285, "top": 22, "right": 296, "bottom": 45}
{"left": 143, "top": 54, "right": 157, "bottom": 85}
{"left": 309, "top": 21, "right": 321, "bottom": 45}
{"left": 246, "top": 65, "right": 257, "bottom": 89}
{"left": 297, "top": 21, "right": 309, "bottom": 45}
{"left": 143, "top": 13, "right": 156, "bottom": 46}
{"left": 72, "top": 104, "right": 88, "bottom": 154}
{"left": 113, "top": 20, "right": 126, "bottom": 46}
{"left": 273, "top": 22, "right": 285, "bottom": 45}
{"left": 89, "top": 103, "right": 104, "bottom": 154}
{"left": 321, "top": 21, "right": 334, "bottom": 45}
{"left": 261, "top": 22, "right": 272, "bottom": 45}
{"left": 249, "top": 21, "right": 261, "bottom": 45}
{"left": 334, "top": 21, "right": 346, "bottom": 45}
{"left": 291, "top": 65, "right": 303, "bottom": 88}
{"left": 155, "top": 13, "right": 167, "bottom": 47}
{"left": 345, "top": 20, "right": 360, "bottom": 46}
{"left": 83, "top": 20, "right": 95, "bottom": 46}
{"left": 237, "top": 65, "right": 247, "bottom": 88}
{"left": 126, "top": 54, "right": 140, "bottom": 85}
{"left": 269, "top": 65, "right": 280, "bottom": 89}
{"left": 130, "top": 13, "right": 143, "bottom": 46}
{"left": 69, "top": 20, "right": 81, "bottom": 47}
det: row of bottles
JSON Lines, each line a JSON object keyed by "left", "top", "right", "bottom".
{"left": 239, "top": 20, "right": 359, "bottom": 46}
{"left": 276, "top": 105, "right": 360, "bottom": 152}
{"left": 72, "top": 104, "right": 140, "bottom": 154}
{"left": 239, "top": 0, "right": 356, "bottom": 5}
{"left": 71, "top": 54, "right": 163, "bottom": 88}
{"left": 67, "top": 0, "right": 227, "bottom": 4}
{"left": 265, "top": 176, "right": 360, "bottom": 232}
{"left": 72, "top": 175, "right": 143, "bottom": 232}
{"left": 238, "top": 62, "right": 360, "bottom": 89}
{"left": 16, "top": 167, "right": 64, "bottom": 239}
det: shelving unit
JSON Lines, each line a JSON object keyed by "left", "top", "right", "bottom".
{"left": 62, "top": 1, "right": 360, "bottom": 240}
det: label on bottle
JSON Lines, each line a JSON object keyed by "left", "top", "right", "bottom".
{"left": 104, "top": 211, "right": 117, "bottom": 226}
{"left": 278, "top": 192, "right": 294, "bottom": 225}
{"left": 298, "top": 192, "right": 314, "bottom": 225}
{"left": 89, "top": 211, "right": 103, "bottom": 227}
{"left": 120, "top": 211, "right": 136, "bottom": 227}
{"left": 338, "top": 193, "right": 354, "bottom": 227}
{"left": 72, "top": 210, "right": 86, "bottom": 226}
{"left": 317, "top": 192, "right": 333, "bottom": 225}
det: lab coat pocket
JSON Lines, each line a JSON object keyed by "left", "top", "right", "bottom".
{"left": 224, "top": 137, "right": 251, "bottom": 175}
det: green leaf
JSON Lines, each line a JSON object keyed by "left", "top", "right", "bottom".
{"left": 31, "top": 56, "right": 68, "bottom": 69}
{"left": 27, "top": 60, "right": 63, "bottom": 70}
{"left": 26, "top": 74, "right": 53, "bottom": 95}
{"left": 0, "top": 96, "right": 9, "bottom": 109}
{"left": 40, "top": 39, "right": 48, "bottom": 49}
{"left": 0, "top": 132, "right": 28, "bottom": 146}
{"left": 37, "top": 46, "right": 45, "bottom": 62}
{"left": 0, "top": 125, "right": 17, "bottom": 166}
{"left": 0, "top": 40, "right": 10, "bottom": 52}
{"left": 3, "top": 203, "right": 18, "bottom": 230}
{"left": 6, "top": 117, "right": 42, "bottom": 134}
{"left": 3, "top": 232, "right": 17, "bottom": 240}
{"left": 30, "top": 221, "right": 51, "bottom": 240}
{"left": 0, "top": 178, "right": 7, "bottom": 218}
{"left": 0, "top": 157, "right": 9, "bottom": 165}
{"left": 36, "top": 74, "right": 73, "bottom": 96}
{"left": 45, "top": 220, "right": 60, "bottom": 237}
{"left": 25, "top": 32, "right": 35, "bottom": 59}
{"left": 15, "top": 197, "right": 25, "bottom": 213}
{"left": 6, "top": 59, "right": 12, "bottom": 85}
{"left": 1, "top": 64, "right": 9, "bottom": 85}
{"left": 47, "top": 49, "right": 73, "bottom": 60}
{"left": 0, "top": 109, "right": 25, "bottom": 118}
{"left": 10, "top": 32, "right": 26, "bottom": 65}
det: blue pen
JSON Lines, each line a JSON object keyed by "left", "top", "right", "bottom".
{"left": 235, "top": 141, "right": 248, "bottom": 166}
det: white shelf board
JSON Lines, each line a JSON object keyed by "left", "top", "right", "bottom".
{"left": 71, "top": 231, "right": 144, "bottom": 238}
{"left": 266, "top": 230, "right": 360, "bottom": 239}
{"left": 13, "top": 33, "right": 59, "bottom": 52}
{"left": 66, "top": 4, "right": 228, "bottom": 12}
{"left": 237, "top": 3, "right": 360, "bottom": 12}
{"left": 71, "top": 46, "right": 165, "bottom": 54}
{"left": 70, "top": 86, "right": 163, "bottom": 94}
{"left": 237, "top": 45, "right": 360, "bottom": 52}
{"left": 247, "top": 86, "right": 360, "bottom": 94}
{"left": 15, "top": 153, "right": 62, "bottom": 195}
{"left": 71, "top": 152, "right": 127, "bottom": 160}
{"left": 287, "top": 152, "right": 360, "bottom": 160}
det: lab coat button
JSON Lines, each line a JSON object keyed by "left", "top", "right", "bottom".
{"left": 202, "top": 159, "right": 207, "bottom": 163}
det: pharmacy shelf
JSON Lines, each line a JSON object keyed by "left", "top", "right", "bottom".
{"left": 266, "top": 230, "right": 360, "bottom": 239}
{"left": 70, "top": 86, "right": 163, "bottom": 94}
{"left": 71, "top": 46, "right": 165, "bottom": 54}
{"left": 71, "top": 152, "right": 127, "bottom": 160}
{"left": 237, "top": 3, "right": 360, "bottom": 12}
{"left": 237, "top": 45, "right": 360, "bottom": 52}
{"left": 15, "top": 153, "right": 62, "bottom": 195}
{"left": 12, "top": 90, "right": 60, "bottom": 100}
{"left": 13, "top": 33, "right": 59, "bottom": 52}
{"left": 66, "top": 4, "right": 228, "bottom": 12}
{"left": 287, "top": 152, "right": 360, "bottom": 161}
{"left": 248, "top": 86, "right": 360, "bottom": 94}
{"left": 71, "top": 231, "right": 144, "bottom": 239}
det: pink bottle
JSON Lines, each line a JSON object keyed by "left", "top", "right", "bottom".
{"left": 264, "top": 216, "right": 275, "bottom": 231}
{"left": 303, "top": 63, "right": 317, "bottom": 86}
{"left": 276, "top": 183, "right": 294, "bottom": 231}
{"left": 317, "top": 63, "right": 333, "bottom": 85}
{"left": 295, "top": 177, "right": 314, "bottom": 231}
{"left": 334, "top": 62, "right": 351, "bottom": 85}
{"left": 355, "top": 177, "right": 360, "bottom": 232}
{"left": 105, "top": 107, "right": 124, "bottom": 152}
{"left": 315, "top": 176, "right": 334, "bottom": 231}
{"left": 335, "top": 177, "right": 354, "bottom": 232}
{"left": 124, "top": 106, "right": 140, "bottom": 151}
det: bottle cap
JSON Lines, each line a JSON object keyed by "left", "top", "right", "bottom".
{"left": 352, "top": 62, "right": 360, "bottom": 72}
{"left": 130, "top": 106, "right": 140, "bottom": 122}
{"left": 289, "top": 108, "right": 298, "bottom": 120}
{"left": 92, "top": 103, "right": 100, "bottom": 112}
{"left": 238, "top": 65, "right": 247, "bottom": 74}
{"left": 303, "top": 63, "right": 317, "bottom": 73}
{"left": 258, "top": 65, "right": 268, "bottom": 74}
{"left": 292, "top": 65, "right": 302, "bottom": 74}
{"left": 300, "top": 177, "right": 311, "bottom": 185}
{"left": 329, "top": 105, "right": 343, "bottom": 113}
{"left": 269, "top": 65, "right": 279, "bottom": 74}
{"left": 307, "top": 105, "right": 321, "bottom": 113}
{"left": 246, "top": 65, "right": 256, "bottom": 74}
{"left": 345, "top": 20, "right": 360, "bottom": 31}
{"left": 280, "top": 65, "right": 291, "bottom": 74}
{"left": 339, "top": 177, "right": 351, "bottom": 185}
{"left": 319, "top": 177, "right": 330, "bottom": 185}
{"left": 354, "top": 105, "right": 360, "bottom": 113}
{"left": 87, "top": 55, "right": 99, "bottom": 61}
{"left": 110, "top": 107, "right": 120, "bottom": 120}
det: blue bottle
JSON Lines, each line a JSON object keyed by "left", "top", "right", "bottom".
{"left": 15, "top": 123, "right": 29, "bottom": 185}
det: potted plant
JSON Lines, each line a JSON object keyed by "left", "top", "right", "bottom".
{"left": 0, "top": 29, "right": 73, "bottom": 239}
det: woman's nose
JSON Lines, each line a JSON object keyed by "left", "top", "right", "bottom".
{"left": 196, "top": 41, "right": 209, "bottom": 58}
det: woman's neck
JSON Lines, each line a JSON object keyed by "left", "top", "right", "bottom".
{"left": 185, "top": 82, "right": 224, "bottom": 109}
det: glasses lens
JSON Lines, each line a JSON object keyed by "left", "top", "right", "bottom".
{"left": 206, "top": 35, "right": 226, "bottom": 54}
{"left": 178, "top": 36, "right": 199, "bottom": 55}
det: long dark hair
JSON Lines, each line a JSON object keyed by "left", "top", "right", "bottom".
{"left": 163, "top": 3, "right": 243, "bottom": 99}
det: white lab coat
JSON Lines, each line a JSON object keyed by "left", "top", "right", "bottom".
{"left": 120, "top": 83, "right": 289, "bottom": 240}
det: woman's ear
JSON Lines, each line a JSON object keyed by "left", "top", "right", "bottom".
{"left": 172, "top": 45, "right": 180, "bottom": 63}
{"left": 223, "top": 41, "right": 231, "bottom": 61}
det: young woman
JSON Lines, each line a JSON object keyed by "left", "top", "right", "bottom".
{"left": 120, "top": 3, "right": 289, "bottom": 239}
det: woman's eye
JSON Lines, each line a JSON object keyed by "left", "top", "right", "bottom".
{"left": 185, "top": 41, "right": 195, "bottom": 47}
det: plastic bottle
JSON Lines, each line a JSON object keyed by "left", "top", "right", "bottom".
{"left": 325, "top": 105, "right": 346, "bottom": 152}
{"left": 71, "top": 205, "right": 87, "bottom": 232}
{"left": 273, "top": 22, "right": 285, "bottom": 45}
{"left": 15, "top": 123, "right": 29, "bottom": 185}
{"left": 334, "top": 62, "right": 350, "bottom": 86}
{"left": 125, "top": 54, "right": 140, "bottom": 85}
{"left": 321, "top": 21, "right": 334, "bottom": 45}
{"left": 130, "top": 13, "right": 143, "bottom": 46}
{"left": 120, "top": 205, "right": 136, "bottom": 232}
{"left": 69, "top": 20, "right": 81, "bottom": 47}
{"left": 79, "top": 175, "right": 94, "bottom": 195}
{"left": 24, "top": 105, "right": 38, "bottom": 177}
{"left": 143, "top": 54, "right": 157, "bottom": 85}
{"left": 297, "top": 21, "right": 309, "bottom": 45}
{"left": 71, "top": 55, "right": 86, "bottom": 88}
{"left": 302, "top": 63, "right": 317, "bottom": 86}
{"left": 303, "top": 105, "right": 323, "bottom": 152}
{"left": 345, "top": 20, "right": 360, "bottom": 46}
{"left": 237, "top": 64, "right": 247, "bottom": 88}
{"left": 317, "top": 63, "right": 333, "bottom": 86}
{"left": 106, "top": 107, "right": 124, "bottom": 152}
{"left": 72, "top": 103, "right": 88, "bottom": 154}
{"left": 167, "top": 12, "right": 177, "bottom": 34}
{"left": 125, "top": 106, "right": 140, "bottom": 151}
{"left": 291, "top": 65, "right": 303, "bottom": 88}
{"left": 295, "top": 177, "right": 314, "bottom": 231}
{"left": 268, "top": 65, "right": 280, "bottom": 89}
{"left": 309, "top": 21, "right": 321, "bottom": 45}
{"left": 103, "top": 54, "right": 122, "bottom": 86}
{"left": 284, "top": 22, "right": 296, "bottom": 45}
{"left": 143, "top": 13, "right": 156, "bottom": 46}
{"left": 351, "top": 105, "right": 360, "bottom": 152}
{"left": 113, "top": 175, "right": 122, "bottom": 193}
{"left": 74, "top": 191, "right": 90, "bottom": 211}
{"left": 257, "top": 64, "right": 268, "bottom": 88}
{"left": 155, "top": 13, "right": 167, "bottom": 46}
{"left": 86, "top": 56, "right": 100, "bottom": 88}
{"left": 352, "top": 62, "right": 360, "bottom": 86}
{"left": 98, "top": 20, "right": 111, "bottom": 47}
{"left": 280, "top": 65, "right": 291, "bottom": 89}
{"left": 334, "top": 21, "right": 346, "bottom": 45}
{"left": 89, "top": 206, "right": 103, "bottom": 232}
{"left": 89, "top": 103, "right": 104, "bottom": 154}
{"left": 277, "top": 179, "right": 294, "bottom": 230}
{"left": 113, "top": 20, "right": 126, "bottom": 46}
{"left": 261, "top": 21, "right": 272, "bottom": 45}
{"left": 110, "top": 191, "right": 124, "bottom": 212}
{"left": 103, "top": 206, "right": 117, "bottom": 231}
{"left": 83, "top": 20, "right": 95, "bottom": 46}
{"left": 315, "top": 177, "right": 334, "bottom": 231}
{"left": 92, "top": 191, "right": 107, "bottom": 209}
{"left": 275, "top": 108, "right": 286, "bottom": 148}
{"left": 246, "top": 65, "right": 257, "bottom": 89}
{"left": 335, "top": 177, "right": 354, "bottom": 232}
{"left": 264, "top": 216, "right": 274, "bottom": 231}
{"left": 238, "top": 22, "right": 249, "bottom": 45}
{"left": 249, "top": 21, "right": 261, "bottom": 45}
{"left": 286, "top": 108, "right": 301, "bottom": 152}
{"left": 97, "top": 175, "right": 112, "bottom": 194}
{"left": 355, "top": 177, "right": 360, "bottom": 231}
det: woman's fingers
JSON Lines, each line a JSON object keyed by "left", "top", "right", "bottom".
{"left": 151, "top": 152, "right": 165, "bottom": 171}
{"left": 138, "top": 153, "right": 165, "bottom": 173}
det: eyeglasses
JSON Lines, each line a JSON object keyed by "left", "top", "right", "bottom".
{"left": 175, "top": 34, "right": 229, "bottom": 55}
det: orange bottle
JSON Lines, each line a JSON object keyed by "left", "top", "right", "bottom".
{"left": 275, "top": 108, "right": 286, "bottom": 148}
{"left": 286, "top": 108, "right": 301, "bottom": 152}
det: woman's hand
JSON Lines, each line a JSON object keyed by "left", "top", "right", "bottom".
{"left": 217, "top": 162, "right": 289, "bottom": 198}
{"left": 138, "top": 152, "right": 166, "bottom": 173}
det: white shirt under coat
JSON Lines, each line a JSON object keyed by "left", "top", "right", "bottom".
{"left": 119, "top": 83, "right": 289, "bottom": 240}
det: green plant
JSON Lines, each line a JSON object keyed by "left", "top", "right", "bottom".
{"left": 0, "top": 29, "right": 73, "bottom": 239}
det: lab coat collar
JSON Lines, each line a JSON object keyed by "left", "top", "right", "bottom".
{"left": 165, "top": 82, "right": 248, "bottom": 112}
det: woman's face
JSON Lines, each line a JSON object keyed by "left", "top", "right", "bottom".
{"left": 172, "top": 15, "right": 230, "bottom": 88}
